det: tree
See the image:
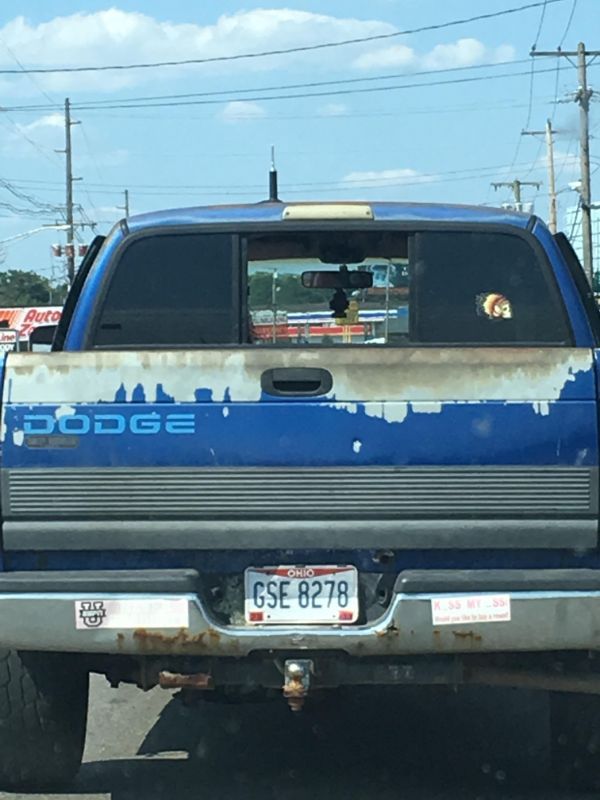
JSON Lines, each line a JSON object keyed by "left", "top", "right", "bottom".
{"left": 0, "top": 270, "right": 54, "bottom": 306}
{"left": 249, "top": 271, "right": 331, "bottom": 310}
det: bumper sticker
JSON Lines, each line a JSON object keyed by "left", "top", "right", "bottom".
{"left": 431, "top": 594, "right": 511, "bottom": 626}
{"left": 75, "top": 598, "right": 189, "bottom": 630}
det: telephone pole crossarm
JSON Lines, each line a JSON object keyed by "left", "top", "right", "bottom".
{"left": 492, "top": 179, "right": 541, "bottom": 209}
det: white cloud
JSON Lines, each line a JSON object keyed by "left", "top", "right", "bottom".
{"left": 0, "top": 9, "right": 395, "bottom": 93}
{"left": 0, "top": 112, "right": 63, "bottom": 158}
{"left": 354, "top": 37, "right": 515, "bottom": 71}
{"left": 22, "top": 113, "right": 63, "bottom": 132}
{"left": 319, "top": 103, "right": 350, "bottom": 117}
{"left": 422, "top": 38, "right": 486, "bottom": 70}
{"left": 1, "top": 113, "right": 127, "bottom": 167}
{"left": 220, "top": 101, "right": 266, "bottom": 123}
{"left": 342, "top": 168, "right": 435, "bottom": 187}
{"left": 353, "top": 44, "right": 415, "bottom": 70}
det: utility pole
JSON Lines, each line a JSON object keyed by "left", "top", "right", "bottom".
{"left": 491, "top": 179, "right": 541, "bottom": 210}
{"left": 57, "top": 98, "right": 80, "bottom": 285}
{"left": 118, "top": 189, "right": 130, "bottom": 218}
{"left": 532, "top": 42, "right": 598, "bottom": 283}
{"left": 522, "top": 119, "right": 560, "bottom": 233}
{"left": 271, "top": 269, "right": 278, "bottom": 343}
{"left": 64, "top": 98, "right": 75, "bottom": 284}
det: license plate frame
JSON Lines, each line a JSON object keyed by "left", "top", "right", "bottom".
{"left": 244, "top": 565, "right": 359, "bottom": 624}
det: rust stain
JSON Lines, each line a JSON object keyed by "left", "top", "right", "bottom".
{"left": 376, "top": 621, "right": 400, "bottom": 638}
{"left": 452, "top": 630, "right": 482, "bottom": 643}
{"left": 132, "top": 626, "right": 225, "bottom": 653}
{"left": 158, "top": 670, "right": 214, "bottom": 690}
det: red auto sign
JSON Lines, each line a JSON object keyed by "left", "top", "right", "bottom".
{"left": 0, "top": 306, "right": 62, "bottom": 342}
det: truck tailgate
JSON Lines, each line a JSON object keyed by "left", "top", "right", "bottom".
{"left": 0, "top": 347, "right": 597, "bottom": 550}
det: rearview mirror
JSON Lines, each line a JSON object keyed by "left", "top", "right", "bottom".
{"left": 301, "top": 271, "right": 373, "bottom": 290}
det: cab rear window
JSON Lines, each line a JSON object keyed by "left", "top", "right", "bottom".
{"left": 91, "top": 228, "right": 571, "bottom": 347}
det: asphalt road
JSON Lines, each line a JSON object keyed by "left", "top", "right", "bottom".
{"left": 0, "top": 676, "right": 595, "bottom": 800}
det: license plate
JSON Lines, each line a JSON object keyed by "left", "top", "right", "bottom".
{"left": 244, "top": 565, "right": 359, "bottom": 624}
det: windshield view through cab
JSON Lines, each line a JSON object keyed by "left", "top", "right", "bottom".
{"left": 248, "top": 231, "right": 408, "bottom": 345}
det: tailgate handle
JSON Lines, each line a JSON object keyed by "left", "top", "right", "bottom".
{"left": 261, "top": 368, "right": 333, "bottom": 397}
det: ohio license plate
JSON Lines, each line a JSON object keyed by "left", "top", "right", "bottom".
{"left": 244, "top": 565, "right": 359, "bottom": 624}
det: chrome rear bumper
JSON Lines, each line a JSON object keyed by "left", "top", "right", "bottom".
{"left": 0, "top": 569, "right": 600, "bottom": 656}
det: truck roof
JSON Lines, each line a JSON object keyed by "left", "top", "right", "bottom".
{"left": 127, "top": 200, "right": 534, "bottom": 232}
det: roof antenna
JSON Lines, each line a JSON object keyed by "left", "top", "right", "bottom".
{"left": 269, "top": 144, "right": 279, "bottom": 202}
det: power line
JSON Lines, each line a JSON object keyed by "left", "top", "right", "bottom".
{"left": 0, "top": 177, "right": 61, "bottom": 212}
{"left": 2, "top": 159, "right": 546, "bottom": 193}
{"left": 3, "top": 58, "right": 533, "bottom": 113}
{"left": 0, "top": 34, "right": 57, "bottom": 106}
{"left": 4, "top": 96, "right": 554, "bottom": 124}
{"left": 0, "top": 113, "right": 61, "bottom": 165}
{"left": 505, "top": 0, "right": 552, "bottom": 184}
{"left": 0, "top": 59, "right": 540, "bottom": 115}
{"left": 533, "top": 0, "right": 550, "bottom": 45}
{"left": 0, "top": 1, "right": 566, "bottom": 76}
{"left": 532, "top": 43, "right": 599, "bottom": 280}
{"left": 559, "top": 0, "right": 579, "bottom": 47}
{"left": 88, "top": 97, "right": 555, "bottom": 123}
{"left": 19, "top": 66, "right": 567, "bottom": 112}
{"left": 522, "top": 5, "right": 571, "bottom": 181}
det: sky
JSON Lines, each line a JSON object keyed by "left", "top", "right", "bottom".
{"left": 0, "top": 0, "right": 598, "bottom": 282}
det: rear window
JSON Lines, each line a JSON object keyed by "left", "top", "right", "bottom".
{"left": 91, "top": 228, "right": 571, "bottom": 347}
{"left": 93, "top": 233, "right": 238, "bottom": 347}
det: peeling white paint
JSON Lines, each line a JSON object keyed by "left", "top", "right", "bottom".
{"left": 0, "top": 349, "right": 593, "bottom": 406}
{"left": 55, "top": 405, "right": 76, "bottom": 419}
{"left": 12, "top": 430, "right": 24, "bottom": 447}
{"left": 410, "top": 401, "right": 443, "bottom": 415}
{"left": 352, "top": 439, "right": 362, "bottom": 453}
{"left": 222, "top": 407, "right": 229, "bottom": 418}
{"left": 576, "top": 448, "right": 589, "bottom": 466}
{"left": 331, "top": 402, "right": 358, "bottom": 415}
{"left": 532, "top": 402, "right": 550, "bottom": 416}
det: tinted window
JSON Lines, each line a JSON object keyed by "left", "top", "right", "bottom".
{"left": 411, "top": 231, "right": 570, "bottom": 344}
{"left": 94, "top": 233, "right": 237, "bottom": 347}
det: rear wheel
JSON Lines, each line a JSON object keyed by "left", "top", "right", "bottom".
{"left": 0, "top": 649, "right": 89, "bottom": 790}
{"left": 551, "top": 691, "right": 600, "bottom": 791}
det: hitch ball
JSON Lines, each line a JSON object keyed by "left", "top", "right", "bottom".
{"left": 283, "top": 659, "right": 313, "bottom": 712}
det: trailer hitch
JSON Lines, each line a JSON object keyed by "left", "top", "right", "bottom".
{"left": 283, "top": 659, "right": 313, "bottom": 711}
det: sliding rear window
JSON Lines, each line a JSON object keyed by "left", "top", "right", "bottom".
{"left": 91, "top": 227, "right": 571, "bottom": 347}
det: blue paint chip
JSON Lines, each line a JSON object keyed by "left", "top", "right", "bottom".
{"left": 155, "top": 384, "right": 175, "bottom": 403}
{"left": 131, "top": 383, "right": 146, "bottom": 403}
{"left": 114, "top": 383, "right": 127, "bottom": 403}
{"left": 194, "top": 388, "right": 213, "bottom": 403}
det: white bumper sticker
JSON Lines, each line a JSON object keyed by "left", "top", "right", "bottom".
{"left": 431, "top": 594, "right": 511, "bottom": 626}
{"left": 75, "top": 598, "right": 189, "bottom": 630}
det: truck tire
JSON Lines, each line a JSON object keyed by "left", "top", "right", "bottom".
{"left": 551, "top": 691, "right": 600, "bottom": 791}
{"left": 0, "top": 649, "right": 88, "bottom": 790}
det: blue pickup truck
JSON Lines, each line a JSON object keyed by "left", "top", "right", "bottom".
{"left": 1, "top": 199, "right": 600, "bottom": 789}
